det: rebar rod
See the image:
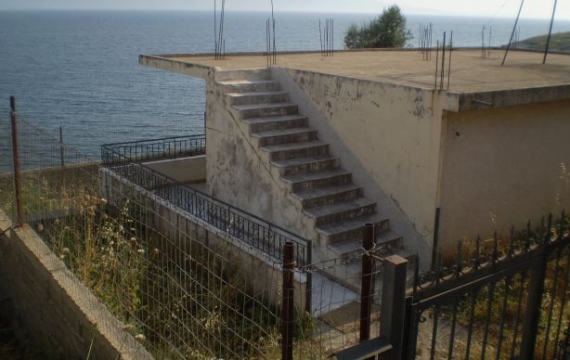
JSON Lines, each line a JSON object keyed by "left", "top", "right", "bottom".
{"left": 543, "top": 0, "right": 558, "bottom": 64}
{"left": 502, "top": 0, "right": 526, "bottom": 65}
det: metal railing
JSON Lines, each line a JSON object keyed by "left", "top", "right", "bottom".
{"left": 101, "top": 135, "right": 206, "bottom": 165}
{"left": 101, "top": 141, "right": 312, "bottom": 266}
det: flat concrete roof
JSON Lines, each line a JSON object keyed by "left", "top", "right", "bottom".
{"left": 141, "top": 49, "right": 570, "bottom": 94}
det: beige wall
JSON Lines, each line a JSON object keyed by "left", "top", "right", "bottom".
{"left": 275, "top": 69, "right": 441, "bottom": 257}
{"left": 438, "top": 99, "right": 570, "bottom": 255}
{"left": 144, "top": 155, "right": 206, "bottom": 183}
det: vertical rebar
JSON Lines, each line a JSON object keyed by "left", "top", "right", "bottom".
{"left": 319, "top": 19, "right": 323, "bottom": 55}
{"left": 543, "top": 0, "right": 558, "bottom": 64}
{"left": 360, "top": 223, "right": 375, "bottom": 343}
{"left": 488, "top": 26, "right": 492, "bottom": 58}
{"left": 502, "top": 0, "right": 526, "bottom": 65}
{"left": 10, "top": 96, "right": 24, "bottom": 228}
{"left": 481, "top": 26, "right": 486, "bottom": 58}
{"left": 282, "top": 241, "right": 295, "bottom": 360}
{"left": 440, "top": 32, "right": 446, "bottom": 89}
{"left": 434, "top": 40, "right": 439, "bottom": 89}
{"left": 212, "top": 0, "right": 214, "bottom": 54}
{"left": 447, "top": 31, "right": 453, "bottom": 90}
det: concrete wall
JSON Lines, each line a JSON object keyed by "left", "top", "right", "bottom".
{"left": 438, "top": 99, "right": 570, "bottom": 256}
{"left": 273, "top": 68, "right": 439, "bottom": 257}
{"left": 0, "top": 210, "right": 152, "bottom": 360}
{"left": 143, "top": 155, "right": 206, "bottom": 183}
{"left": 101, "top": 168, "right": 308, "bottom": 310}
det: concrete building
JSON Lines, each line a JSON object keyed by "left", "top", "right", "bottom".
{"left": 140, "top": 49, "right": 570, "bottom": 268}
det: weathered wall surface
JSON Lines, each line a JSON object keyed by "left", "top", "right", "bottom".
{"left": 273, "top": 68, "right": 441, "bottom": 257}
{"left": 144, "top": 155, "right": 206, "bottom": 183}
{"left": 101, "top": 169, "right": 307, "bottom": 310}
{"left": 0, "top": 210, "right": 152, "bottom": 360}
{"left": 204, "top": 72, "right": 316, "bottom": 253}
{"left": 438, "top": 99, "right": 570, "bottom": 254}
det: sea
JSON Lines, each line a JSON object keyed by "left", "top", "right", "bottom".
{"left": 1, "top": 10, "right": 570, "bottom": 165}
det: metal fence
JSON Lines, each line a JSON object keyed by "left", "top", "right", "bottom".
{"left": 106, "top": 160, "right": 311, "bottom": 267}
{"left": 101, "top": 135, "right": 206, "bottom": 165}
{"left": 405, "top": 214, "right": 570, "bottom": 359}
{"left": 2, "top": 101, "right": 386, "bottom": 359}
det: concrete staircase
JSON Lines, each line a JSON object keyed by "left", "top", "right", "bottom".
{"left": 217, "top": 73, "right": 405, "bottom": 268}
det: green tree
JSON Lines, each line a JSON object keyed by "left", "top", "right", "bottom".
{"left": 344, "top": 5, "right": 412, "bottom": 49}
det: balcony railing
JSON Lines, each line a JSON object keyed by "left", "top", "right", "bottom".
{"left": 101, "top": 136, "right": 312, "bottom": 266}
{"left": 101, "top": 135, "right": 206, "bottom": 165}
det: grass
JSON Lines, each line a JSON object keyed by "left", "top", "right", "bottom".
{"left": 1, "top": 164, "right": 333, "bottom": 359}
{"left": 514, "top": 31, "right": 570, "bottom": 53}
{"left": 29, "top": 181, "right": 321, "bottom": 359}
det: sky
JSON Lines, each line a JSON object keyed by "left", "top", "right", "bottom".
{"left": 1, "top": 0, "right": 569, "bottom": 20}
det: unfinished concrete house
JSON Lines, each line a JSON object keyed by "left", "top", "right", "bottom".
{"left": 138, "top": 49, "right": 570, "bottom": 273}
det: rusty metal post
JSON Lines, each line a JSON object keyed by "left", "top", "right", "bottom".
{"left": 360, "top": 223, "right": 375, "bottom": 343}
{"left": 379, "top": 255, "right": 408, "bottom": 360}
{"left": 282, "top": 241, "right": 295, "bottom": 360}
{"left": 10, "top": 96, "right": 24, "bottom": 227}
{"left": 521, "top": 257, "right": 547, "bottom": 358}
{"left": 59, "top": 126, "right": 65, "bottom": 169}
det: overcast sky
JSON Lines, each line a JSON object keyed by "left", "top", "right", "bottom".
{"left": 2, "top": 0, "right": 568, "bottom": 20}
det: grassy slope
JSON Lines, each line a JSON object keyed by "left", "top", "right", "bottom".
{"left": 514, "top": 31, "right": 570, "bottom": 52}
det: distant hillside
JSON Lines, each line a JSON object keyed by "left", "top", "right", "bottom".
{"left": 512, "top": 31, "right": 570, "bottom": 53}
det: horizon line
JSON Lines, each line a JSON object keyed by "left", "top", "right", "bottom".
{"left": 1, "top": 8, "right": 569, "bottom": 21}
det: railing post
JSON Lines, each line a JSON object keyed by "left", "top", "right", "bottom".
{"left": 379, "top": 255, "right": 408, "bottom": 360}
{"left": 305, "top": 242, "right": 312, "bottom": 315}
{"left": 282, "top": 241, "right": 295, "bottom": 360}
{"left": 59, "top": 126, "right": 65, "bottom": 169}
{"left": 360, "top": 223, "right": 375, "bottom": 344}
{"left": 10, "top": 96, "right": 24, "bottom": 228}
{"left": 520, "top": 256, "right": 547, "bottom": 358}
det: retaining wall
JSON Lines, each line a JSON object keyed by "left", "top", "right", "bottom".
{"left": 0, "top": 209, "right": 152, "bottom": 360}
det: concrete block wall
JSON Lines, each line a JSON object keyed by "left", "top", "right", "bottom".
{"left": 0, "top": 210, "right": 152, "bottom": 360}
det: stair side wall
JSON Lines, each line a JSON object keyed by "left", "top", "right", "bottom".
{"left": 271, "top": 68, "right": 439, "bottom": 262}
{"left": 204, "top": 75, "right": 317, "bottom": 250}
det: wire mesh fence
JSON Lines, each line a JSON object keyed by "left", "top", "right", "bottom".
{"left": 1, "top": 109, "right": 384, "bottom": 359}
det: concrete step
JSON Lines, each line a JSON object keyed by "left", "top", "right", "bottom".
{"left": 243, "top": 115, "right": 309, "bottom": 133}
{"left": 305, "top": 197, "right": 377, "bottom": 227}
{"left": 261, "top": 141, "right": 329, "bottom": 162}
{"left": 291, "top": 184, "right": 364, "bottom": 209}
{"left": 218, "top": 79, "right": 281, "bottom": 93}
{"left": 316, "top": 214, "right": 390, "bottom": 245}
{"left": 271, "top": 154, "right": 340, "bottom": 176}
{"left": 328, "top": 229, "right": 404, "bottom": 260}
{"left": 234, "top": 102, "right": 299, "bottom": 119}
{"left": 252, "top": 127, "right": 319, "bottom": 147}
{"left": 282, "top": 168, "right": 351, "bottom": 192}
{"left": 226, "top": 91, "right": 289, "bottom": 106}
{"left": 215, "top": 69, "right": 271, "bottom": 82}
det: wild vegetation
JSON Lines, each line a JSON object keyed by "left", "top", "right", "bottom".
{"left": 514, "top": 31, "right": 570, "bottom": 53}
{"left": 344, "top": 5, "right": 412, "bottom": 49}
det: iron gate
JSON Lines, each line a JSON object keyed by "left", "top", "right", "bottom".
{"left": 405, "top": 214, "right": 570, "bottom": 359}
